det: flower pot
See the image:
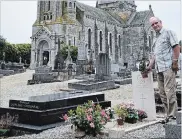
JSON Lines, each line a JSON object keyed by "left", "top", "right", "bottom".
{"left": 125, "top": 118, "right": 137, "bottom": 124}
{"left": 75, "top": 129, "right": 85, "bottom": 138}
{"left": 139, "top": 118, "right": 143, "bottom": 122}
{"left": 117, "top": 118, "right": 124, "bottom": 125}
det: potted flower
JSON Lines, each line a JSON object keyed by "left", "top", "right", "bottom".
{"left": 63, "top": 101, "right": 110, "bottom": 137}
{"left": 137, "top": 109, "right": 147, "bottom": 122}
{"left": 125, "top": 108, "right": 138, "bottom": 124}
{"left": 139, "top": 59, "right": 149, "bottom": 78}
{"left": 114, "top": 104, "right": 128, "bottom": 125}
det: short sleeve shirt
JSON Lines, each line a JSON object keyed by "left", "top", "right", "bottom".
{"left": 152, "top": 28, "right": 178, "bottom": 73}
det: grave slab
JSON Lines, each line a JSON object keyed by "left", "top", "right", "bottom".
{"left": 9, "top": 91, "right": 105, "bottom": 110}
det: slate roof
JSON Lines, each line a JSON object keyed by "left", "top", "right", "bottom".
{"left": 98, "top": 0, "right": 117, "bottom": 4}
{"left": 76, "top": 2, "right": 125, "bottom": 25}
{"left": 130, "top": 10, "right": 150, "bottom": 25}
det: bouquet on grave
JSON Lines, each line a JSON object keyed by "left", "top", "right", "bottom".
{"left": 63, "top": 100, "right": 110, "bottom": 136}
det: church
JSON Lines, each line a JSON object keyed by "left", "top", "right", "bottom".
{"left": 30, "top": 0, "right": 155, "bottom": 70}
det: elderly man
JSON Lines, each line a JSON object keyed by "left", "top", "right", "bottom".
{"left": 147, "top": 17, "right": 180, "bottom": 124}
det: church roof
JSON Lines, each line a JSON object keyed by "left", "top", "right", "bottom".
{"left": 98, "top": 0, "right": 118, "bottom": 4}
{"left": 130, "top": 10, "right": 150, "bottom": 25}
{"left": 76, "top": 2, "right": 125, "bottom": 25}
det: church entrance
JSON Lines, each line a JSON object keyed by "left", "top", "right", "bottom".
{"left": 43, "top": 51, "right": 49, "bottom": 65}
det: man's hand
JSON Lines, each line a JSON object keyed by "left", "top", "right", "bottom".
{"left": 172, "top": 61, "right": 179, "bottom": 72}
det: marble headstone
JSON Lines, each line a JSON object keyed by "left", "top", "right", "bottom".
{"left": 132, "top": 71, "right": 156, "bottom": 120}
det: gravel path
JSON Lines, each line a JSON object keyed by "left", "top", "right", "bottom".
{"left": 0, "top": 70, "right": 134, "bottom": 107}
{"left": 0, "top": 70, "right": 165, "bottom": 138}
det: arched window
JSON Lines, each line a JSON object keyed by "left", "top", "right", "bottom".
{"left": 99, "top": 31, "right": 102, "bottom": 51}
{"left": 50, "top": 14, "right": 52, "bottom": 20}
{"left": 88, "top": 29, "right": 91, "bottom": 49}
{"left": 109, "top": 33, "right": 112, "bottom": 54}
{"left": 48, "top": 1, "right": 51, "bottom": 11}
{"left": 78, "top": 31, "right": 81, "bottom": 40}
{"left": 118, "top": 35, "right": 121, "bottom": 57}
{"left": 74, "top": 37, "right": 76, "bottom": 46}
{"left": 69, "top": 2, "right": 72, "bottom": 7}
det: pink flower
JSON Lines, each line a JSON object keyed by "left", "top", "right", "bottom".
{"left": 87, "top": 115, "right": 93, "bottom": 121}
{"left": 101, "top": 110, "right": 106, "bottom": 116}
{"left": 63, "top": 114, "right": 68, "bottom": 121}
{"left": 88, "top": 108, "right": 93, "bottom": 113}
{"left": 90, "top": 122, "right": 95, "bottom": 128}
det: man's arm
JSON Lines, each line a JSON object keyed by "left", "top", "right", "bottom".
{"left": 172, "top": 45, "right": 180, "bottom": 72}
{"left": 172, "top": 44, "right": 180, "bottom": 60}
{"left": 147, "top": 54, "right": 155, "bottom": 71}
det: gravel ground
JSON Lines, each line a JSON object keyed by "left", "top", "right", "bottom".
{"left": 0, "top": 70, "right": 166, "bottom": 139}
{"left": 8, "top": 123, "right": 165, "bottom": 139}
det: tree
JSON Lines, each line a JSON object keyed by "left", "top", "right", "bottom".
{"left": 0, "top": 36, "right": 6, "bottom": 60}
{"left": 14, "top": 44, "right": 31, "bottom": 64}
{"left": 60, "top": 44, "right": 78, "bottom": 62}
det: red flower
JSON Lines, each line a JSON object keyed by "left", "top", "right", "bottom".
{"left": 63, "top": 114, "right": 69, "bottom": 121}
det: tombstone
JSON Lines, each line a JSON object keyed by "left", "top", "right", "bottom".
{"left": 128, "top": 54, "right": 135, "bottom": 69}
{"left": 54, "top": 39, "right": 64, "bottom": 70}
{"left": 111, "top": 63, "right": 119, "bottom": 73}
{"left": 95, "top": 53, "right": 111, "bottom": 80}
{"left": 76, "top": 60, "right": 87, "bottom": 75}
{"left": 67, "top": 64, "right": 73, "bottom": 77}
{"left": 132, "top": 71, "right": 156, "bottom": 120}
{"left": 27, "top": 66, "right": 55, "bottom": 84}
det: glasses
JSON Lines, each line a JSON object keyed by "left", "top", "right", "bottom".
{"left": 151, "top": 22, "right": 159, "bottom": 27}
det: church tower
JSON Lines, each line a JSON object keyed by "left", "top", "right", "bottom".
{"left": 61, "top": 0, "right": 76, "bottom": 20}
{"left": 37, "top": 1, "right": 62, "bottom": 23}
{"left": 67, "top": 0, "right": 76, "bottom": 19}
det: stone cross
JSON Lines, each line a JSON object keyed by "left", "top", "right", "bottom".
{"left": 66, "top": 45, "right": 71, "bottom": 59}
{"left": 140, "top": 93, "right": 146, "bottom": 109}
{"left": 19, "top": 56, "right": 22, "bottom": 64}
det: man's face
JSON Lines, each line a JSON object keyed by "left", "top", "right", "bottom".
{"left": 150, "top": 18, "right": 163, "bottom": 32}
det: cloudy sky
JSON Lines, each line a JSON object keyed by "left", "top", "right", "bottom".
{"left": 0, "top": 0, "right": 181, "bottom": 44}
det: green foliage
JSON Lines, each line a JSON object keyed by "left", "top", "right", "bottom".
{"left": 60, "top": 44, "right": 78, "bottom": 62}
{"left": 1, "top": 42, "right": 31, "bottom": 64}
{"left": 126, "top": 108, "right": 138, "bottom": 119}
{"left": 0, "top": 36, "right": 6, "bottom": 60}
{"left": 14, "top": 44, "right": 31, "bottom": 64}
{"left": 0, "top": 35, "right": 31, "bottom": 64}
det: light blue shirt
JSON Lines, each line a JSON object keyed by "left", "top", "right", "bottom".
{"left": 152, "top": 28, "right": 178, "bottom": 73}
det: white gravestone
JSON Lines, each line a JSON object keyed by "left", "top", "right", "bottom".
{"left": 132, "top": 71, "right": 156, "bottom": 120}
